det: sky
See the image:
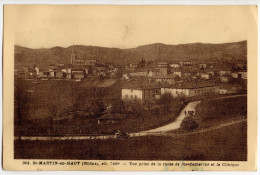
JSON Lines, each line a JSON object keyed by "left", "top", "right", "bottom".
{"left": 6, "top": 5, "right": 256, "bottom": 49}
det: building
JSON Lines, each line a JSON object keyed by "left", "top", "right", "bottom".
{"left": 152, "top": 74, "right": 182, "bottom": 85}
{"left": 220, "top": 76, "right": 229, "bottom": 83}
{"left": 73, "top": 72, "right": 85, "bottom": 79}
{"left": 180, "top": 61, "right": 192, "bottom": 66}
{"left": 217, "top": 85, "right": 238, "bottom": 94}
{"left": 147, "top": 69, "right": 161, "bottom": 77}
{"left": 171, "top": 68, "right": 182, "bottom": 77}
{"left": 200, "top": 73, "right": 210, "bottom": 80}
{"left": 157, "top": 62, "right": 168, "bottom": 68}
{"left": 56, "top": 71, "right": 65, "bottom": 79}
{"left": 128, "top": 63, "right": 138, "bottom": 70}
{"left": 122, "top": 82, "right": 161, "bottom": 101}
{"left": 231, "top": 72, "right": 239, "bottom": 79}
{"left": 70, "top": 45, "right": 96, "bottom": 66}
{"left": 199, "top": 63, "right": 207, "bottom": 69}
{"left": 161, "top": 82, "right": 218, "bottom": 97}
{"left": 169, "top": 63, "right": 180, "bottom": 68}
{"left": 238, "top": 71, "right": 247, "bottom": 79}
{"left": 219, "top": 68, "right": 232, "bottom": 76}
{"left": 128, "top": 71, "right": 148, "bottom": 77}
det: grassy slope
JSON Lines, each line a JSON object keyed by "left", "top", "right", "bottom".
{"left": 194, "top": 96, "right": 247, "bottom": 128}
{"left": 15, "top": 122, "right": 247, "bottom": 161}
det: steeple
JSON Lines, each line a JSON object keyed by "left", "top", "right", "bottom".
{"left": 71, "top": 44, "right": 77, "bottom": 64}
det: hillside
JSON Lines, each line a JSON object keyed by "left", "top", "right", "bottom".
{"left": 14, "top": 41, "right": 247, "bottom": 69}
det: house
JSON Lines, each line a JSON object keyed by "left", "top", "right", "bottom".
{"left": 61, "top": 68, "right": 67, "bottom": 73}
{"left": 152, "top": 74, "right": 182, "bottom": 85}
{"left": 127, "top": 63, "right": 138, "bottom": 70}
{"left": 161, "top": 82, "right": 218, "bottom": 97}
{"left": 218, "top": 89, "right": 228, "bottom": 94}
{"left": 38, "top": 71, "right": 50, "bottom": 78}
{"left": 56, "top": 71, "right": 65, "bottom": 79}
{"left": 35, "top": 66, "right": 39, "bottom": 75}
{"left": 147, "top": 69, "right": 161, "bottom": 77}
{"left": 219, "top": 68, "right": 232, "bottom": 76}
{"left": 122, "top": 82, "right": 161, "bottom": 101}
{"left": 238, "top": 71, "right": 247, "bottom": 79}
{"left": 66, "top": 74, "right": 72, "bottom": 79}
{"left": 200, "top": 73, "right": 210, "bottom": 80}
{"left": 169, "top": 63, "right": 180, "bottom": 68}
{"left": 123, "top": 73, "right": 130, "bottom": 79}
{"left": 48, "top": 65, "right": 56, "bottom": 71}
{"left": 171, "top": 68, "right": 182, "bottom": 77}
{"left": 157, "top": 62, "right": 168, "bottom": 68}
{"left": 97, "top": 113, "right": 126, "bottom": 125}
{"left": 199, "top": 63, "right": 207, "bottom": 69}
{"left": 231, "top": 72, "right": 239, "bottom": 79}
{"left": 180, "top": 61, "right": 192, "bottom": 66}
{"left": 158, "top": 67, "right": 168, "bottom": 75}
{"left": 220, "top": 76, "right": 229, "bottom": 83}
{"left": 128, "top": 71, "right": 148, "bottom": 77}
{"left": 49, "top": 71, "right": 57, "bottom": 78}
{"left": 73, "top": 72, "right": 85, "bottom": 79}
{"left": 217, "top": 85, "right": 238, "bottom": 94}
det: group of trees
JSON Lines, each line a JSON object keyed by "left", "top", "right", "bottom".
{"left": 110, "top": 93, "right": 186, "bottom": 117}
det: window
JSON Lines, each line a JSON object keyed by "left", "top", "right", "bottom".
{"left": 131, "top": 89, "right": 133, "bottom": 92}
{"left": 135, "top": 95, "right": 137, "bottom": 98}
{"left": 125, "top": 95, "right": 128, "bottom": 98}
{"left": 131, "top": 95, "right": 133, "bottom": 98}
{"left": 176, "top": 91, "right": 178, "bottom": 94}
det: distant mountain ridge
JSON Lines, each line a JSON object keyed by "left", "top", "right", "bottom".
{"left": 15, "top": 41, "right": 247, "bottom": 68}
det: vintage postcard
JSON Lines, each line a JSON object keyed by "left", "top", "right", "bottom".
{"left": 2, "top": 5, "right": 258, "bottom": 171}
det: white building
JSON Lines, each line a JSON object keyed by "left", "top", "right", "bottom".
{"left": 169, "top": 63, "right": 180, "bottom": 68}
{"left": 161, "top": 84, "right": 218, "bottom": 97}
{"left": 238, "top": 71, "right": 247, "bottom": 79}
{"left": 122, "top": 83, "right": 161, "bottom": 101}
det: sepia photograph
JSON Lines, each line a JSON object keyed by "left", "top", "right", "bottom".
{"left": 3, "top": 5, "right": 258, "bottom": 171}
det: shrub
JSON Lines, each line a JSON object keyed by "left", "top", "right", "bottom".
{"left": 181, "top": 116, "right": 198, "bottom": 131}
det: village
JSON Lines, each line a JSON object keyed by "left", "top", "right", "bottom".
{"left": 14, "top": 45, "right": 247, "bottom": 137}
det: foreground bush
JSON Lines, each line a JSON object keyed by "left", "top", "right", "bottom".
{"left": 181, "top": 116, "right": 198, "bottom": 131}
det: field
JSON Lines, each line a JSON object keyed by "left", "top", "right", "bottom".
{"left": 15, "top": 122, "right": 247, "bottom": 160}
{"left": 193, "top": 96, "right": 247, "bottom": 128}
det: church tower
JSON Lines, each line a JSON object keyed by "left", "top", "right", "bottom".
{"left": 71, "top": 45, "right": 77, "bottom": 64}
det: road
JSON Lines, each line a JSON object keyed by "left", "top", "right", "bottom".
{"left": 129, "top": 101, "right": 201, "bottom": 137}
